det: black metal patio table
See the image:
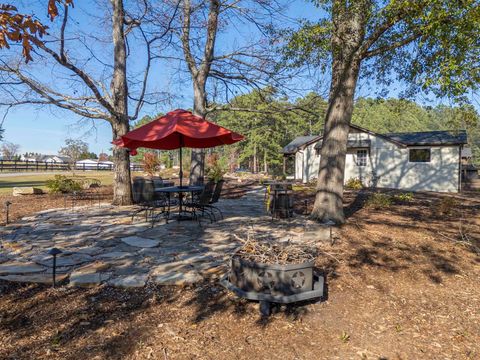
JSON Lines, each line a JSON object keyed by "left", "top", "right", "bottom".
{"left": 155, "top": 185, "right": 204, "bottom": 221}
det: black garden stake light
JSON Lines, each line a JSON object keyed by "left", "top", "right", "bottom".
{"left": 5, "top": 201, "right": 11, "bottom": 224}
{"left": 48, "top": 248, "right": 63, "bottom": 287}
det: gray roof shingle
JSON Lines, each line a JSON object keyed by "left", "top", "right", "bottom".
{"left": 281, "top": 135, "right": 321, "bottom": 154}
{"left": 384, "top": 130, "right": 467, "bottom": 146}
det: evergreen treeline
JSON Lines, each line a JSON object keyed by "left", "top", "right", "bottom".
{"left": 135, "top": 88, "right": 479, "bottom": 174}
{"left": 212, "top": 89, "right": 479, "bottom": 173}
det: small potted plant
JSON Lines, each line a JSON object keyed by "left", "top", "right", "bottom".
{"left": 142, "top": 152, "right": 161, "bottom": 178}
{"left": 132, "top": 152, "right": 161, "bottom": 203}
{"left": 205, "top": 153, "right": 226, "bottom": 184}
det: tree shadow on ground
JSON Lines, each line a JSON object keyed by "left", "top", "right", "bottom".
{"left": 0, "top": 280, "right": 185, "bottom": 359}
{"left": 343, "top": 190, "right": 369, "bottom": 218}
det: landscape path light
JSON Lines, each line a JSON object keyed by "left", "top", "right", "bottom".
{"left": 4, "top": 201, "right": 11, "bottom": 224}
{"left": 47, "top": 248, "right": 63, "bottom": 288}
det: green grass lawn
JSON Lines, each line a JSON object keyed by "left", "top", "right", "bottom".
{"left": 0, "top": 172, "right": 121, "bottom": 194}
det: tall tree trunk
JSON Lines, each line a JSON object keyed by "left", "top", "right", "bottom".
{"left": 110, "top": 0, "right": 132, "bottom": 205}
{"left": 310, "top": 2, "right": 365, "bottom": 224}
{"left": 310, "top": 60, "right": 360, "bottom": 223}
{"left": 190, "top": 80, "right": 206, "bottom": 184}
{"left": 253, "top": 143, "right": 257, "bottom": 173}
{"left": 111, "top": 120, "right": 132, "bottom": 205}
{"left": 264, "top": 150, "right": 267, "bottom": 173}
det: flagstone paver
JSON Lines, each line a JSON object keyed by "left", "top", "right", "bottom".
{"left": 121, "top": 236, "right": 160, "bottom": 248}
{"left": 108, "top": 274, "right": 149, "bottom": 288}
{"left": 98, "top": 251, "right": 132, "bottom": 259}
{"left": 0, "top": 261, "right": 46, "bottom": 275}
{"left": 0, "top": 187, "right": 322, "bottom": 288}
{"left": 32, "top": 253, "right": 94, "bottom": 267}
{"left": 69, "top": 272, "right": 112, "bottom": 287}
{"left": 152, "top": 271, "right": 203, "bottom": 286}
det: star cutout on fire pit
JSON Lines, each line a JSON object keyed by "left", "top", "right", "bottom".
{"left": 257, "top": 271, "right": 275, "bottom": 290}
{"left": 290, "top": 271, "right": 306, "bottom": 289}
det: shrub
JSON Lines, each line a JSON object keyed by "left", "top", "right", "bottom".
{"left": 365, "top": 193, "right": 392, "bottom": 209}
{"left": 206, "top": 153, "right": 227, "bottom": 182}
{"left": 435, "top": 197, "right": 459, "bottom": 216}
{"left": 345, "top": 177, "right": 364, "bottom": 190}
{"left": 78, "top": 178, "right": 101, "bottom": 189}
{"left": 142, "top": 152, "right": 160, "bottom": 177}
{"left": 393, "top": 192, "right": 414, "bottom": 204}
{"left": 46, "top": 175, "right": 82, "bottom": 193}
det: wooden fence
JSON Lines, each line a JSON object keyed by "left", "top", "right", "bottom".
{"left": 0, "top": 160, "right": 143, "bottom": 172}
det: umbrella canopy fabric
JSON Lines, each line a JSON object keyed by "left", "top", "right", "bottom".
{"left": 112, "top": 109, "right": 244, "bottom": 154}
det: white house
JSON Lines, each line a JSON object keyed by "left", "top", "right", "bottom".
{"left": 76, "top": 159, "right": 114, "bottom": 170}
{"left": 20, "top": 154, "right": 37, "bottom": 162}
{"left": 282, "top": 124, "right": 468, "bottom": 193}
{"left": 20, "top": 154, "right": 71, "bottom": 163}
{"left": 76, "top": 159, "right": 98, "bottom": 169}
{"left": 99, "top": 160, "right": 114, "bottom": 169}
{"left": 43, "top": 155, "right": 71, "bottom": 163}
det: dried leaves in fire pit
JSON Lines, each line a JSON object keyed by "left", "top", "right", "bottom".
{"left": 233, "top": 231, "right": 317, "bottom": 265}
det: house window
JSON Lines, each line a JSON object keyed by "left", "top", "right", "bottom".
{"left": 409, "top": 148, "right": 431, "bottom": 163}
{"left": 356, "top": 149, "right": 367, "bottom": 166}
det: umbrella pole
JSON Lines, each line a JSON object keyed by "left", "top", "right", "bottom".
{"left": 179, "top": 146, "right": 183, "bottom": 187}
{"left": 179, "top": 146, "right": 183, "bottom": 215}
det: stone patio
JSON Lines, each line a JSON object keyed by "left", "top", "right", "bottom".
{"left": 0, "top": 188, "right": 323, "bottom": 288}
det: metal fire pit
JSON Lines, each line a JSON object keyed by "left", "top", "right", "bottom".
{"left": 220, "top": 255, "right": 324, "bottom": 316}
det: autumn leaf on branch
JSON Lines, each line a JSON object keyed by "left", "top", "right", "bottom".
{"left": 47, "top": 0, "right": 74, "bottom": 21}
{"left": 0, "top": 1, "right": 74, "bottom": 62}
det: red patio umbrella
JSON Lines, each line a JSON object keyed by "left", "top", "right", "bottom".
{"left": 112, "top": 109, "right": 244, "bottom": 186}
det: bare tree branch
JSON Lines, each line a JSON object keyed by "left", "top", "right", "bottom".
{"left": 34, "top": 40, "right": 115, "bottom": 115}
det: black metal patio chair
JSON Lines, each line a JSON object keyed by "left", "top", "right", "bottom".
{"left": 131, "top": 179, "right": 169, "bottom": 226}
{"left": 207, "top": 180, "right": 224, "bottom": 220}
{"left": 152, "top": 176, "right": 177, "bottom": 209}
{"left": 184, "top": 181, "right": 216, "bottom": 223}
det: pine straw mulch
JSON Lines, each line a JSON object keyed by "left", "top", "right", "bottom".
{"left": 0, "top": 187, "right": 114, "bottom": 226}
{"left": 0, "top": 188, "right": 479, "bottom": 359}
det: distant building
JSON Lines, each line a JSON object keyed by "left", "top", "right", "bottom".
{"left": 21, "top": 154, "right": 42, "bottom": 162}
{"left": 282, "top": 124, "right": 468, "bottom": 193}
{"left": 43, "top": 155, "right": 71, "bottom": 163}
{"left": 98, "top": 160, "right": 114, "bottom": 169}
{"left": 20, "top": 154, "right": 71, "bottom": 163}
{"left": 76, "top": 159, "right": 114, "bottom": 170}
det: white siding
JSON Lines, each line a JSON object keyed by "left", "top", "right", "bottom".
{"left": 370, "top": 136, "right": 460, "bottom": 192}
{"left": 304, "top": 143, "right": 319, "bottom": 182}
{"left": 344, "top": 149, "right": 373, "bottom": 184}
{"left": 294, "top": 128, "right": 461, "bottom": 192}
{"left": 295, "top": 151, "right": 303, "bottom": 180}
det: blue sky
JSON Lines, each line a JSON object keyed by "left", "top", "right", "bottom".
{"left": 1, "top": 1, "right": 473, "bottom": 156}
{"left": 1, "top": 0, "right": 320, "bottom": 155}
